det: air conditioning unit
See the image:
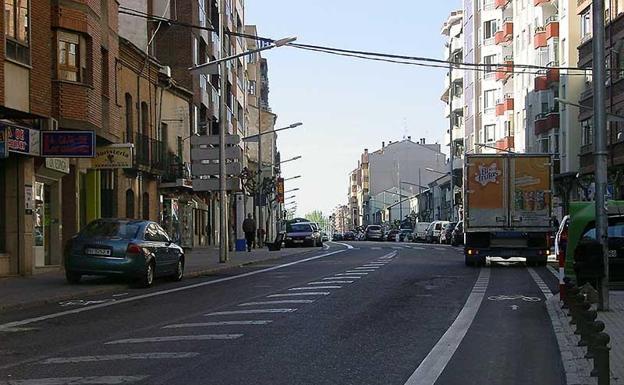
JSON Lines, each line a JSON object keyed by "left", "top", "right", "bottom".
{"left": 160, "top": 65, "right": 172, "bottom": 78}
{"left": 41, "top": 117, "right": 58, "bottom": 131}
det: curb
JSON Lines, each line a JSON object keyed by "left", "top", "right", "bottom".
{"left": 545, "top": 294, "right": 597, "bottom": 385}
{"left": 0, "top": 248, "right": 318, "bottom": 314}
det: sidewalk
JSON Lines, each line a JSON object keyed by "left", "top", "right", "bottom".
{"left": 548, "top": 291, "right": 624, "bottom": 385}
{"left": 0, "top": 246, "right": 317, "bottom": 313}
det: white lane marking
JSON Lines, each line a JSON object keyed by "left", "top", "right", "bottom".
{"left": 323, "top": 244, "right": 330, "bottom": 250}
{"left": 308, "top": 281, "right": 353, "bottom": 284}
{"left": 289, "top": 286, "right": 341, "bottom": 290}
{"left": 329, "top": 241, "right": 354, "bottom": 249}
{"left": 268, "top": 292, "right": 330, "bottom": 297}
{"left": 106, "top": 334, "right": 242, "bottom": 344}
{"left": 355, "top": 266, "right": 379, "bottom": 269}
{"left": 0, "top": 249, "right": 346, "bottom": 331}
{"left": 392, "top": 246, "right": 403, "bottom": 250}
{"left": 346, "top": 270, "right": 375, "bottom": 274}
{"left": 0, "top": 376, "right": 149, "bottom": 385}
{"left": 163, "top": 321, "right": 271, "bottom": 328}
{"left": 527, "top": 268, "right": 554, "bottom": 299}
{"left": 434, "top": 247, "right": 446, "bottom": 251}
{"left": 339, "top": 272, "right": 368, "bottom": 275}
{"left": 546, "top": 264, "right": 559, "bottom": 279}
{"left": 324, "top": 276, "right": 361, "bottom": 280}
{"left": 404, "top": 268, "right": 491, "bottom": 385}
{"left": 205, "top": 309, "right": 296, "bottom": 316}
{"left": 40, "top": 352, "right": 198, "bottom": 364}
{"left": 412, "top": 247, "right": 426, "bottom": 250}
{"left": 371, "top": 247, "right": 382, "bottom": 250}
{"left": 238, "top": 300, "right": 314, "bottom": 306}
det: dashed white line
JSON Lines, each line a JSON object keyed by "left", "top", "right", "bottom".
{"left": 106, "top": 334, "right": 242, "bottom": 344}
{"left": 308, "top": 281, "right": 353, "bottom": 284}
{"left": 205, "top": 309, "right": 296, "bottom": 316}
{"left": 268, "top": 292, "right": 330, "bottom": 297}
{"left": 404, "top": 268, "right": 491, "bottom": 385}
{"left": 163, "top": 321, "right": 271, "bottom": 328}
{"left": 355, "top": 266, "right": 380, "bottom": 269}
{"left": 527, "top": 268, "right": 554, "bottom": 299}
{"left": 0, "top": 376, "right": 149, "bottom": 385}
{"left": 238, "top": 300, "right": 314, "bottom": 306}
{"left": 329, "top": 241, "right": 354, "bottom": 249}
{"left": 337, "top": 272, "right": 368, "bottom": 275}
{"left": 40, "top": 352, "right": 199, "bottom": 364}
{"left": 371, "top": 247, "right": 382, "bottom": 250}
{"left": 0, "top": 249, "right": 346, "bottom": 332}
{"left": 324, "top": 276, "right": 361, "bottom": 280}
{"left": 289, "top": 286, "right": 341, "bottom": 291}
{"left": 546, "top": 264, "right": 559, "bottom": 279}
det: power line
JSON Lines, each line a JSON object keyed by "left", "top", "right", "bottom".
{"left": 118, "top": 6, "right": 596, "bottom": 74}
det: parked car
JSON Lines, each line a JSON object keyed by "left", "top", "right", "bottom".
{"left": 321, "top": 232, "right": 329, "bottom": 242}
{"left": 399, "top": 229, "right": 413, "bottom": 242}
{"left": 343, "top": 231, "right": 356, "bottom": 241}
{"left": 64, "top": 218, "right": 185, "bottom": 287}
{"left": 425, "top": 221, "right": 449, "bottom": 243}
{"left": 332, "top": 233, "right": 343, "bottom": 241}
{"left": 386, "top": 229, "right": 400, "bottom": 242}
{"left": 566, "top": 202, "right": 624, "bottom": 284}
{"left": 412, "top": 222, "right": 431, "bottom": 243}
{"left": 450, "top": 221, "right": 464, "bottom": 246}
{"left": 285, "top": 222, "right": 322, "bottom": 247}
{"left": 365, "top": 225, "right": 384, "bottom": 241}
{"left": 439, "top": 222, "right": 457, "bottom": 244}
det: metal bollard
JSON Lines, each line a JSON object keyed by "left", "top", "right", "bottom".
{"left": 578, "top": 309, "right": 597, "bottom": 347}
{"left": 575, "top": 302, "right": 591, "bottom": 340}
{"left": 567, "top": 289, "right": 581, "bottom": 320}
{"left": 590, "top": 332, "right": 610, "bottom": 385}
{"left": 585, "top": 320, "right": 605, "bottom": 360}
{"left": 562, "top": 278, "right": 575, "bottom": 309}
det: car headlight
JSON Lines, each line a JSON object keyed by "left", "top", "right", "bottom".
{"left": 285, "top": 237, "right": 292, "bottom": 241}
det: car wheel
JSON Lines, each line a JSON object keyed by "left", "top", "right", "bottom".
{"left": 66, "top": 271, "right": 81, "bottom": 284}
{"left": 140, "top": 261, "right": 155, "bottom": 288}
{"left": 171, "top": 257, "right": 184, "bottom": 282}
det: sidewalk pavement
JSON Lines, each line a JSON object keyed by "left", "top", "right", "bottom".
{"left": 548, "top": 291, "right": 624, "bottom": 385}
{"left": 0, "top": 245, "right": 318, "bottom": 313}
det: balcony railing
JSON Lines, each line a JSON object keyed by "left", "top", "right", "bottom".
{"left": 134, "top": 132, "right": 165, "bottom": 172}
{"left": 162, "top": 152, "right": 191, "bottom": 183}
{"left": 495, "top": 19, "right": 514, "bottom": 46}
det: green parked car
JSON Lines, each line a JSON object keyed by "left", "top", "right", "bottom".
{"left": 64, "top": 218, "right": 185, "bottom": 287}
{"left": 566, "top": 201, "right": 624, "bottom": 284}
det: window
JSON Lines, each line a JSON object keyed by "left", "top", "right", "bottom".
{"left": 484, "top": 124, "right": 495, "bottom": 143}
{"left": 57, "top": 32, "right": 82, "bottom": 82}
{"left": 581, "top": 7, "right": 592, "bottom": 39}
{"left": 484, "top": 89, "right": 496, "bottom": 110}
{"left": 249, "top": 80, "right": 256, "bottom": 95}
{"left": 125, "top": 93, "right": 133, "bottom": 142}
{"left": 4, "top": 0, "right": 29, "bottom": 63}
{"left": 125, "top": 189, "right": 135, "bottom": 218}
{"left": 101, "top": 47, "right": 109, "bottom": 96}
{"left": 140, "top": 102, "right": 149, "bottom": 134}
{"left": 483, "top": 20, "right": 498, "bottom": 40}
{"left": 581, "top": 119, "right": 593, "bottom": 145}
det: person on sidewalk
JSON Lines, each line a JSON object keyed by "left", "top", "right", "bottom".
{"left": 242, "top": 214, "right": 256, "bottom": 252}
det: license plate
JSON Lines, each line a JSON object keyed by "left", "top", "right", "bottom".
{"left": 609, "top": 250, "right": 618, "bottom": 258}
{"left": 85, "top": 248, "right": 111, "bottom": 256}
{"left": 293, "top": 240, "right": 304, "bottom": 244}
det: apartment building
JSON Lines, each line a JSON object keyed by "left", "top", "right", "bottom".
{"left": 576, "top": 0, "right": 624, "bottom": 200}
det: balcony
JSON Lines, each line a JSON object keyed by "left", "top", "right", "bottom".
{"left": 495, "top": 20, "right": 513, "bottom": 46}
{"left": 545, "top": 16, "right": 559, "bottom": 40}
{"left": 535, "top": 71, "right": 548, "bottom": 91}
{"left": 534, "top": 111, "right": 560, "bottom": 135}
{"left": 134, "top": 132, "right": 165, "bottom": 173}
{"left": 546, "top": 65, "right": 560, "bottom": 86}
{"left": 534, "top": 27, "right": 547, "bottom": 49}
{"left": 162, "top": 152, "right": 191, "bottom": 184}
{"left": 495, "top": 136, "right": 515, "bottom": 152}
{"left": 495, "top": 60, "right": 514, "bottom": 82}
{"left": 495, "top": 96, "right": 514, "bottom": 116}
{"left": 495, "top": 0, "right": 511, "bottom": 8}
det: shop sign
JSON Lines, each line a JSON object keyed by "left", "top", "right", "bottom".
{"left": 276, "top": 177, "right": 285, "bottom": 203}
{"left": 6, "top": 125, "right": 31, "bottom": 155}
{"left": 91, "top": 144, "right": 133, "bottom": 169}
{"left": 45, "top": 158, "right": 70, "bottom": 174}
{"left": 0, "top": 126, "right": 7, "bottom": 158}
{"left": 41, "top": 131, "right": 95, "bottom": 158}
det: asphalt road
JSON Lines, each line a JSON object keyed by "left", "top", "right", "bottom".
{"left": 0, "top": 241, "right": 564, "bottom": 385}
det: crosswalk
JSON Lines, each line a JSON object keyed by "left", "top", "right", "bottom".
{"left": 6, "top": 251, "right": 399, "bottom": 384}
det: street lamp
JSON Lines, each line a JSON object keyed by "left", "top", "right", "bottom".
{"left": 241, "top": 122, "right": 303, "bottom": 142}
{"left": 285, "top": 188, "right": 300, "bottom": 194}
{"left": 189, "top": 37, "right": 297, "bottom": 75}
{"left": 284, "top": 195, "right": 297, "bottom": 201}
{"left": 473, "top": 142, "right": 515, "bottom": 154}
{"left": 555, "top": 98, "right": 624, "bottom": 122}
{"left": 284, "top": 175, "right": 302, "bottom": 182}
{"left": 261, "top": 155, "right": 302, "bottom": 171}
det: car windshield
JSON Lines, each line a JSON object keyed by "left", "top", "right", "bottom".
{"left": 79, "top": 220, "right": 141, "bottom": 240}
{"left": 368, "top": 226, "right": 381, "bottom": 230}
{"left": 582, "top": 220, "right": 624, "bottom": 239}
{"left": 287, "top": 223, "right": 312, "bottom": 232}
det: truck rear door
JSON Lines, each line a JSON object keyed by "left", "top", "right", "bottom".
{"left": 465, "top": 155, "right": 508, "bottom": 229}
{"left": 509, "top": 155, "right": 552, "bottom": 228}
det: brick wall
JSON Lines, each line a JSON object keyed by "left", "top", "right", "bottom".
{"left": 30, "top": 0, "right": 52, "bottom": 118}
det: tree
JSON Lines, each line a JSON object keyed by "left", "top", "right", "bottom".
{"left": 305, "top": 210, "right": 329, "bottom": 232}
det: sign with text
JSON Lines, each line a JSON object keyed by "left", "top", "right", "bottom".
{"left": 91, "top": 144, "right": 133, "bottom": 169}
{"left": 41, "top": 131, "right": 95, "bottom": 157}
{"left": 276, "top": 177, "right": 285, "bottom": 203}
{"left": 6, "top": 124, "right": 31, "bottom": 154}
{"left": 45, "top": 158, "right": 70, "bottom": 174}
{"left": 0, "top": 126, "right": 7, "bottom": 158}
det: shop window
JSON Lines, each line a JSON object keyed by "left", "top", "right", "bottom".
{"left": 4, "top": 0, "right": 30, "bottom": 64}
{"left": 57, "top": 31, "right": 83, "bottom": 82}
{"left": 142, "top": 192, "right": 150, "bottom": 220}
{"left": 101, "top": 171, "right": 115, "bottom": 218}
{"left": 125, "top": 189, "right": 135, "bottom": 218}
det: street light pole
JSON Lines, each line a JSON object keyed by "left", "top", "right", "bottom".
{"left": 447, "top": 42, "right": 455, "bottom": 223}
{"left": 218, "top": 0, "right": 228, "bottom": 263}
{"left": 592, "top": 0, "right": 609, "bottom": 310}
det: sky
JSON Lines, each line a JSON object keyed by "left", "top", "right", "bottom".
{"left": 246, "top": 0, "right": 458, "bottom": 217}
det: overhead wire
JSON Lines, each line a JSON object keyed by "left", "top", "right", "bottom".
{"left": 118, "top": 6, "right": 597, "bottom": 75}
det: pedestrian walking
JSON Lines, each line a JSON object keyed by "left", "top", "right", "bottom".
{"left": 242, "top": 214, "right": 256, "bottom": 252}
